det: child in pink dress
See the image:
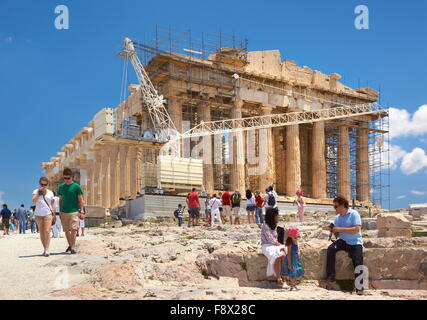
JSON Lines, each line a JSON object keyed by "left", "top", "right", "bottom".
{"left": 294, "top": 189, "right": 305, "bottom": 222}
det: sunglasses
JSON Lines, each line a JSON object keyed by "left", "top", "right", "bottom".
{"left": 64, "top": 177, "right": 71, "bottom": 180}
{"left": 334, "top": 205, "right": 338, "bottom": 209}
{"left": 40, "top": 183, "right": 48, "bottom": 187}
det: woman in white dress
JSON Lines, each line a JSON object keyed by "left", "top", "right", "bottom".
{"left": 31, "top": 177, "right": 56, "bottom": 257}
{"left": 209, "top": 194, "right": 222, "bottom": 227}
{"left": 261, "top": 207, "right": 288, "bottom": 288}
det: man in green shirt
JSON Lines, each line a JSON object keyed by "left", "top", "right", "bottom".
{"left": 58, "top": 168, "right": 85, "bottom": 254}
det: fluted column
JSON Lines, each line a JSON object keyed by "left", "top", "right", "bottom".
{"left": 86, "top": 160, "right": 94, "bottom": 206}
{"left": 198, "top": 103, "right": 214, "bottom": 193}
{"left": 101, "top": 146, "right": 111, "bottom": 209}
{"left": 286, "top": 124, "right": 301, "bottom": 196}
{"left": 259, "top": 106, "right": 275, "bottom": 189}
{"left": 128, "top": 146, "right": 138, "bottom": 199}
{"left": 119, "top": 145, "right": 129, "bottom": 199}
{"left": 93, "top": 150, "right": 103, "bottom": 207}
{"left": 231, "top": 99, "right": 246, "bottom": 193}
{"left": 338, "top": 126, "right": 351, "bottom": 200}
{"left": 356, "top": 127, "right": 369, "bottom": 202}
{"left": 109, "top": 145, "right": 119, "bottom": 208}
{"left": 312, "top": 121, "right": 327, "bottom": 198}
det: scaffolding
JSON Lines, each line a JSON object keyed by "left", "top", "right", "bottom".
{"left": 119, "top": 25, "right": 390, "bottom": 207}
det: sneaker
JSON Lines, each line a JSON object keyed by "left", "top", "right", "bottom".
{"left": 65, "top": 246, "right": 71, "bottom": 253}
{"left": 70, "top": 249, "right": 77, "bottom": 254}
{"left": 356, "top": 289, "right": 364, "bottom": 296}
{"left": 45, "top": 251, "right": 50, "bottom": 257}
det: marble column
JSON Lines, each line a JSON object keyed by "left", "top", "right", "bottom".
{"left": 231, "top": 100, "right": 246, "bottom": 193}
{"left": 312, "top": 121, "right": 327, "bottom": 198}
{"left": 86, "top": 160, "right": 95, "bottom": 206}
{"left": 198, "top": 103, "right": 214, "bottom": 193}
{"left": 356, "top": 127, "right": 370, "bottom": 202}
{"left": 101, "top": 146, "right": 111, "bottom": 209}
{"left": 109, "top": 145, "right": 119, "bottom": 208}
{"left": 128, "top": 146, "right": 138, "bottom": 199}
{"left": 286, "top": 124, "right": 301, "bottom": 196}
{"left": 119, "top": 145, "right": 129, "bottom": 199}
{"left": 338, "top": 126, "right": 351, "bottom": 200}
{"left": 258, "top": 106, "right": 275, "bottom": 190}
{"left": 93, "top": 150, "right": 103, "bottom": 207}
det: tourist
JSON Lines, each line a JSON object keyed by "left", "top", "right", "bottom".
{"left": 77, "top": 208, "right": 85, "bottom": 237}
{"left": 1, "top": 204, "right": 12, "bottom": 235}
{"left": 209, "top": 193, "right": 222, "bottom": 227}
{"left": 58, "top": 168, "right": 85, "bottom": 254}
{"left": 16, "top": 204, "right": 28, "bottom": 234}
{"left": 221, "top": 189, "right": 232, "bottom": 224}
{"left": 281, "top": 226, "right": 304, "bottom": 290}
{"left": 204, "top": 194, "right": 211, "bottom": 227}
{"left": 326, "top": 196, "right": 364, "bottom": 295}
{"left": 186, "top": 188, "right": 200, "bottom": 227}
{"left": 261, "top": 207, "right": 287, "bottom": 288}
{"left": 29, "top": 206, "right": 37, "bottom": 233}
{"left": 254, "top": 191, "right": 264, "bottom": 225}
{"left": 32, "top": 177, "right": 56, "bottom": 257}
{"left": 245, "top": 189, "right": 256, "bottom": 224}
{"left": 264, "top": 186, "right": 278, "bottom": 209}
{"left": 52, "top": 191, "right": 63, "bottom": 238}
{"left": 294, "top": 189, "right": 305, "bottom": 222}
{"left": 231, "top": 190, "right": 241, "bottom": 225}
{"left": 12, "top": 209, "right": 17, "bottom": 232}
{"left": 173, "top": 204, "right": 184, "bottom": 227}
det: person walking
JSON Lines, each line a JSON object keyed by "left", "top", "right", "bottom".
{"left": 231, "top": 190, "right": 242, "bottom": 225}
{"left": 32, "top": 177, "right": 56, "bottom": 257}
{"left": 58, "top": 168, "right": 84, "bottom": 254}
{"left": 52, "top": 191, "right": 63, "bottom": 238}
{"left": 16, "top": 204, "right": 27, "bottom": 234}
{"left": 209, "top": 194, "right": 222, "bottom": 227}
{"left": 1, "top": 204, "right": 12, "bottom": 235}
{"left": 204, "top": 195, "right": 211, "bottom": 227}
{"left": 245, "top": 190, "right": 256, "bottom": 224}
{"left": 263, "top": 186, "right": 278, "bottom": 210}
{"left": 294, "top": 189, "right": 305, "bottom": 222}
{"left": 186, "top": 188, "right": 200, "bottom": 227}
{"left": 254, "top": 191, "right": 264, "bottom": 225}
{"left": 221, "top": 189, "right": 232, "bottom": 224}
{"left": 29, "top": 206, "right": 37, "bottom": 233}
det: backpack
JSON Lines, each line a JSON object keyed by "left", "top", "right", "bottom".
{"left": 232, "top": 193, "right": 240, "bottom": 204}
{"left": 173, "top": 209, "right": 179, "bottom": 218}
{"left": 267, "top": 192, "right": 276, "bottom": 206}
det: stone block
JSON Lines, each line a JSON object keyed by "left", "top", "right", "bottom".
{"left": 377, "top": 213, "right": 412, "bottom": 229}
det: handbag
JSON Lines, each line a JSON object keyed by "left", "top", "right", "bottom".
{"left": 42, "top": 193, "right": 56, "bottom": 226}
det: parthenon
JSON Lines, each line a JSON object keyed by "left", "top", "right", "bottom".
{"left": 41, "top": 27, "right": 389, "bottom": 211}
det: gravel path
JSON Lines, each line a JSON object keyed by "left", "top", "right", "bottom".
{"left": 0, "top": 232, "right": 89, "bottom": 299}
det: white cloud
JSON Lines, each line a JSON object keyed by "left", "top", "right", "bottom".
{"left": 396, "top": 195, "right": 406, "bottom": 200}
{"left": 410, "top": 190, "right": 427, "bottom": 196}
{"left": 389, "top": 105, "right": 427, "bottom": 139}
{"left": 389, "top": 143, "right": 407, "bottom": 170}
{"left": 400, "top": 147, "right": 427, "bottom": 175}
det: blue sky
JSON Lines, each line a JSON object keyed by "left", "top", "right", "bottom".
{"left": 0, "top": 0, "right": 426, "bottom": 210}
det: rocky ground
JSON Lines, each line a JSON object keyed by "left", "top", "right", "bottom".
{"left": 1, "top": 219, "right": 426, "bottom": 300}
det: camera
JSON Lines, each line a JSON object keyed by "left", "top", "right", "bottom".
{"left": 328, "top": 223, "right": 339, "bottom": 242}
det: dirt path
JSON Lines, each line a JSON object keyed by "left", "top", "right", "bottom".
{"left": 0, "top": 232, "right": 89, "bottom": 299}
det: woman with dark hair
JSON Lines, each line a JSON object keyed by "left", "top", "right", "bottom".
{"left": 32, "top": 177, "right": 56, "bottom": 257}
{"left": 261, "top": 207, "right": 287, "bottom": 288}
{"left": 245, "top": 189, "right": 255, "bottom": 224}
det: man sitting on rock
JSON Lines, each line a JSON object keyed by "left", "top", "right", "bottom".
{"left": 326, "top": 196, "right": 365, "bottom": 295}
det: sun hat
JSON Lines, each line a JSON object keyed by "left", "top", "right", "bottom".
{"left": 296, "top": 189, "right": 303, "bottom": 196}
{"left": 287, "top": 226, "right": 300, "bottom": 238}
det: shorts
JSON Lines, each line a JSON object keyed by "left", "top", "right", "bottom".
{"left": 205, "top": 209, "right": 210, "bottom": 215}
{"left": 246, "top": 204, "right": 255, "bottom": 212}
{"left": 222, "top": 205, "right": 231, "bottom": 217}
{"left": 2, "top": 218, "right": 10, "bottom": 229}
{"left": 60, "top": 212, "right": 79, "bottom": 232}
{"left": 189, "top": 207, "right": 200, "bottom": 219}
{"left": 232, "top": 207, "right": 241, "bottom": 218}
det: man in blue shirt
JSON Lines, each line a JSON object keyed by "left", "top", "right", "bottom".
{"left": 326, "top": 196, "right": 364, "bottom": 295}
{"left": 16, "top": 204, "right": 28, "bottom": 234}
{"left": 1, "top": 204, "right": 12, "bottom": 235}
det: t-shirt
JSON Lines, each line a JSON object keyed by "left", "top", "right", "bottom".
{"left": 187, "top": 192, "right": 200, "bottom": 209}
{"left": 231, "top": 193, "right": 241, "bottom": 208}
{"left": 255, "top": 195, "right": 264, "bottom": 208}
{"left": 16, "top": 207, "right": 27, "bottom": 220}
{"left": 58, "top": 182, "right": 83, "bottom": 213}
{"left": 247, "top": 196, "right": 256, "bottom": 206}
{"left": 209, "top": 198, "right": 222, "bottom": 211}
{"left": 264, "top": 191, "right": 278, "bottom": 209}
{"left": 174, "top": 208, "right": 184, "bottom": 218}
{"left": 1, "top": 208, "right": 12, "bottom": 219}
{"left": 334, "top": 209, "right": 363, "bottom": 246}
{"left": 221, "top": 192, "right": 231, "bottom": 206}
{"left": 32, "top": 188, "right": 55, "bottom": 216}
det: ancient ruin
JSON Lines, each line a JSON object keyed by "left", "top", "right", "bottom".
{"left": 41, "top": 26, "right": 390, "bottom": 217}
